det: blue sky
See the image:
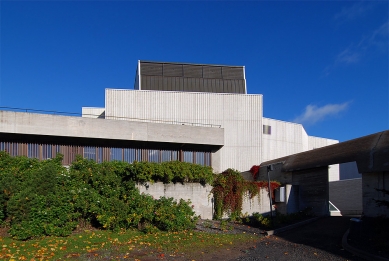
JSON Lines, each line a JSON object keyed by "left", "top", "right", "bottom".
{"left": 1, "top": 1, "right": 388, "bottom": 142}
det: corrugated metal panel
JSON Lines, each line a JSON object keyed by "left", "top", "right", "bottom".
{"left": 236, "top": 80, "right": 245, "bottom": 94}
{"left": 137, "top": 62, "right": 246, "bottom": 94}
{"left": 176, "top": 77, "right": 185, "bottom": 92}
{"left": 163, "top": 63, "right": 183, "bottom": 77}
{"left": 183, "top": 64, "right": 203, "bottom": 78}
{"left": 222, "top": 67, "right": 244, "bottom": 79}
{"left": 140, "top": 62, "right": 163, "bottom": 76}
{"left": 203, "top": 65, "right": 222, "bottom": 79}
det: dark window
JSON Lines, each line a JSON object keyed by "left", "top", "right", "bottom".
{"left": 183, "top": 151, "right": 194, "bottom": 163}
{"left": 42, "top": 144, "right": 52, "bottom": 159}
{"left": 110, "top": 148, "right": 122, "bottom": 161}
{"left": 195, "top": 151, "right": 204, "bottom": 165}
{"left": 84, "top": 146, "right": 96, "bottom": 161}
{"left": 263, "top": 125, "right": 271, "bottom": 135}
{"left": 28, "top": 143, "right": 39, "bottom": 158}
{"left": 123, "top": 148, "right": 136, "bottom": 163}
{"left": 148, "top": 149, "right": 159, "bottom": 162}
{"left": 0, "top": 140, "right": 212, "bottom": 167}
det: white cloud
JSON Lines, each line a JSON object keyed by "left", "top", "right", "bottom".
{"left": 335, "top": 47, "right": 361, "bottom": 64}
{"left": 323, "top": 20, "right": 388, "bottom": 76}
{"left": 293, "top": 102, "right": 350, "bottom": 126}
{"left": 368, "top": 20, "right": 389, "bottom": 50}
{"left": 334, "top": 1, "right": 373, "bottom": 22}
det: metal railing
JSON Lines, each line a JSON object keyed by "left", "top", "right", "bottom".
{"left": 0, "top": 106, "right": 222, "bottom": 128}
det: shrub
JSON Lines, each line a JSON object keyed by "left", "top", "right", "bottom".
{"left": 6, "top": 157, "right": 78, "bottom": 239}
{"left": 153, "top": 197, "right": 198, "bottom": 231}
{"left": 0, "top": 152, "right": 208, "bottom": 239}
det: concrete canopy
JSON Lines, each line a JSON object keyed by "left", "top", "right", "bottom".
{"left": 260, "top": 130, "right": 389, "bottom": 173}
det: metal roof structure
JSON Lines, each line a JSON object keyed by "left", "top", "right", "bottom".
{"left": 135, "top": 60, "right": 246, "bottom": 94}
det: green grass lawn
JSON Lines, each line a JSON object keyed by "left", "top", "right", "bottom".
{"left": 0, "top": 229, "right": 258, "bottom": 260}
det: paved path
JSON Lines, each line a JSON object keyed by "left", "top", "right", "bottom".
{"left": 235, "top": 216, "right": 365, "bottom": 261}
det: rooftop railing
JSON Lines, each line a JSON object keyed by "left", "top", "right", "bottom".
{"left": 0, "top": 106, "right": 222, "bottom": 128}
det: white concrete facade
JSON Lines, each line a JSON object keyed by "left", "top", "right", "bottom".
{"left": 137, "top": 182, "right": 271, "bottom": 219}
{"left": 104, "top": 89, "right": 263, "bottom": 173}
{"left": 262, "top": 118, "right": 339, "bottom": 181}
{"left": 82, "top": 107, "right": 105, "bottom": 118}
{"left": 78, "top": 88, "right": 341, "bottom": 177}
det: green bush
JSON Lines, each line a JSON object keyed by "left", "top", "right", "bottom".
{"left": 153, "top": 197, "right": 198, "bottom": 231}
{"left": 0, "top": 152, "right": 206, "bottom": 239}
{"left": 127, "top": 160, "right": 214, "bottom": 184}
{"left": 5, "top": 157, "right": 78, "bottom": 239}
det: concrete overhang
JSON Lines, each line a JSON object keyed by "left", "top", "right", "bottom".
{"left": 260, "top": 130, "right": 389, "bottom": 173}
{"left": 0, "top": 111, "right": 224, "bottom": 151}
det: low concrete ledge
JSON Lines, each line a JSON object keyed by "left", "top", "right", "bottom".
{"left": 342, "top": 229, "right": 389, "bottom": 261}
{"left": 0, "top": 110, "right": 224, "bottom": 147}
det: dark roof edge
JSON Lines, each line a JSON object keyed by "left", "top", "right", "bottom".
{"left": 260, "top": 130, "right": 389, "bottom": 173}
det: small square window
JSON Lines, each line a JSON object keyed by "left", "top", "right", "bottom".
{"left": 263, "top": 125, "right": 271, "bottom": 135}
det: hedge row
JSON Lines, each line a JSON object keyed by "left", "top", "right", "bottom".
{"left": 0, "top": 152, "right": 213, "bottom": 240}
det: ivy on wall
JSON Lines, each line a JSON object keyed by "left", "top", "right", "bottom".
{"left": 211, "top": 168, "right": 281, "bottom": 220}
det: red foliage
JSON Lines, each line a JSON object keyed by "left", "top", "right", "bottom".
{"left": 250, "top": 165, "right": 260, "bottom": 180}
{"left": 253, "top": 181, "right": 281, "bottom": 201}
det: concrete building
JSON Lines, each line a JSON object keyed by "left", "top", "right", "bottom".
{"left": 83, "top": 61, "right": 339, "bottom": 176}
{"left": 260, "top": 130, "right": 389, "bottom": 217}
{"left": 1, "top": 60, "right": 339, "bottom": 177}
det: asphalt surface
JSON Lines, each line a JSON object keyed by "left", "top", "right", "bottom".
{"left": 235, "top": 216, "right": 365, "bottom": 261}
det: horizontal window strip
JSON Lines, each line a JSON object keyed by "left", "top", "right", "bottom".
{"left": 0, "top": 141, "right": 212, "bottom": 167}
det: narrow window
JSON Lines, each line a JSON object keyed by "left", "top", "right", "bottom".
{"left": 183, "top": 151, "right": 193, "bottom": 163}
{"left": 263, "top": 125, "right": 271, "bottom": 135}
{"left": 110, "top": 148, "right": 122, "bottom": 161}
{"left": 123, "top": 148, "right": 136, "bottom": 163}
{"left": 84, "top": 146, "right": 96, "bottom": 161}
{"left": 149, "top": 149, "right": 159, "bottom": 162}
{"left": 195, "top": 151, "right": 205, "bottom": 165}
{"left": 161, "top": 150, "right": 172, "bottom": 162}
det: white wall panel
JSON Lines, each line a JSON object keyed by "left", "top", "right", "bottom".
{"left": 82, "top": 107, "right": 105, "bottom": 118}
{"left": 104, "top": 89, "right": 338, "bottom": 177}
{"left": 262, "top": 118, "right": 340, "bottom": 180}
{"left": 262, "top": 118, "right": 307, "bottom": 162}
{"left": 105, "top": 89, "right": 262, "bottom": 172}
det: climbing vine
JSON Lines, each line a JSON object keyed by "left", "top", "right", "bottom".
{"left": 250, "top": 165, "right": 260, "bottom": 180}
{"left": 211, "top": 168, "right": 281, "bottom": 220}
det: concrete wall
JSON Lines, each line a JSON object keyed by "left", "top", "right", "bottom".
{"left": 257, "top": 163, "right": 293, "bottom": 215}
{"left": 262, "top": 118, "right": 308, "bottom": 163}
{"left": 105, "top": 89, "right": 263, "bottom": 173}
{"left": 82, "top": 107, "right": 105, "bottom": 118}
{"left": 242, "top": 189, "right": 272, "bottom": 216}
{"left": 0, "top": 111, "right": 224, "bottom": 148}
{"left": 292, "top": 167, "right": 329, "bottom": 216}
{"left": 329, "top": 178, "right": 362, "bottom": 215}
{"left": 137, "top": 183, "right": 214, "bottom": 219}
{"left": 137, "top": 182, "right": 271, "bottom": 220}
{"left": 262, "top": 118, "right": 339, "bottom": 181}
{"left": 257, "top": 164, "right": 329, "bottom": 216}
{"left": 308, "top": 136, "right": 339, "bottom": 181}
{"left": 362, "top": 171, "right": 389, "bottom": 217}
